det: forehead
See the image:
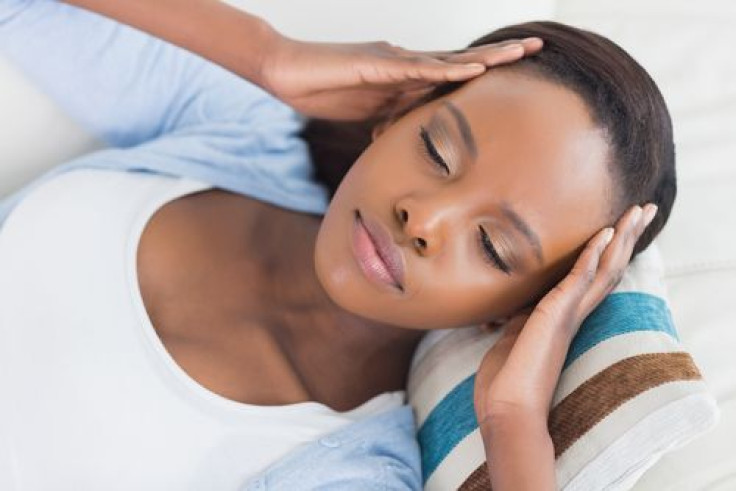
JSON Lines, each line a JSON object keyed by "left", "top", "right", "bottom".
{"left": 440, "top": 69, "right": 612, "bottom": 265}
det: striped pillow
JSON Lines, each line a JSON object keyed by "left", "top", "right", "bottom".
{"left": 407, "top": 243, "right": 720, "bottom": 490}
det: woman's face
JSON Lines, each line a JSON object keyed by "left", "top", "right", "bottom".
{"left": 314, "top": 68, "right": 613, "bottom": 329}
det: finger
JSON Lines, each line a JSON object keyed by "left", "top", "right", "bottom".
{"left": 595, "top": 205, "right": 644, "bottom": 292}
{"left": 562, "top": 226, "right": 616, "bottom": 301}
{"left": 420, "top": 42, "right": 524, "bottom": 65}
{"left": 359, "top": 37, "right": 545, "bottom": 87}
{"left": 417, "top": 37, "right": 544, "bottom": 60}
{"left": 383, "top": 37, "right": 544, "bottom": 84}
{"left": 446, "top": 37, "right": 544, "bottom": 64}
{"left": 407, "top": 58, "right": 489, "bottom": 82}
{"left": 528, "top": 226, "right": 614, "bottom": 329}
{"left": 581, "top": 203, "right": 658, "bottom": 314}
{"left": 436, "top": 37, "right": 544, "bottom": 79}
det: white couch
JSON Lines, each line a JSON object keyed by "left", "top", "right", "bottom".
{"left": 1, "top": 0, "right": 734, "bottom": 488}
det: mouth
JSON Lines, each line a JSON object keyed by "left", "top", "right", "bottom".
{"left": 351, "top": 209, "right": 406, "bottom": 292}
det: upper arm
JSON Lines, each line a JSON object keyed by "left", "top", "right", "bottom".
{"left": 0, "top": 0, "right": 282, "bottom": 147}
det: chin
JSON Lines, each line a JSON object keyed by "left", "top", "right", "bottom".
{"left": 314, "top": 220, "right": 354, "bottom": 306}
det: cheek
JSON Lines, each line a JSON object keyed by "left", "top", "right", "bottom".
{"left": 402, "top": 267, "right": 519, "bottom": 327}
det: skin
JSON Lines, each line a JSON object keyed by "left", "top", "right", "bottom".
{"left": 138, "top": 66, "right": 616, "bottom": 416}
{"left": 315, "top": 68, "right": 613, "bottom": 330}
{"left": 58, "top": 1, "right": 659, "bottom": 488}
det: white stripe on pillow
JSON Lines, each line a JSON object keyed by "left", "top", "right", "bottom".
{"left": 562, "top": 392, "right": 720, "bottom": 490}
{"left": 409, "top": 327, "right": 500, "bottom": 427}
{"left": 556, "top": 379, "right": 709, "bottom": 486}
{"left": 553, "top": 331, "right": 681, "bottom": 406}
{"left": 407, "top": 244, "right": 720, "bottom": 490}
{"left": 425, "top": 429, "right": 485, "bottom": 491}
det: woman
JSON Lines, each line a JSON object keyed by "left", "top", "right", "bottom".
{"left": 0, "top": 0, "right": 673, "bottom": 489}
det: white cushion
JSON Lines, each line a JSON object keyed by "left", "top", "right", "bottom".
{"left": 407, "top": 244, "right": 719, "bottom": 490}
{"left": 1, "top": 0, "right": 733, "bottom": 488}
{"left": 0, "top": 56, "right": 102, "bottom": 198}
{"left": 553, "top": 2, "right": 736, "bottom": 487}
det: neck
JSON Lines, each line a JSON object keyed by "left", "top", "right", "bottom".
{"left": 262, "top": 220, "right": 428, "bottom": 396}
{"left": 229, "top": 205, "right": 428, "bottom": 408}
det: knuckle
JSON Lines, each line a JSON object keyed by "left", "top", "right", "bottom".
{"left": 584, "top": 267, "right": 597, "bottom": 285}
{"left": 404, "top": 54, "right": 426, "bottom": 64}
{"left": 606, "top": 269, "right": 624, "bottom": 290}
{"left": 573, "top": 264, "right": 596, "bottom": 286}
{"left": 623, "top": 226, "right": 637, "bottom": 245}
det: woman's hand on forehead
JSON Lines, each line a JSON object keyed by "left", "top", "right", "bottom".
{"left": 259, "top": 36, "right": 543, "bottom": 121}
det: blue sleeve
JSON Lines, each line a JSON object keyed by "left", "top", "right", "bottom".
{"left": 0, "top": 0, "right": 286, "bottom": 148}
{"left": 241, "top": 405, "right": 423, "bottom": 490}
{"left": 0, "top": 0, "right": 330, "bottom": 230}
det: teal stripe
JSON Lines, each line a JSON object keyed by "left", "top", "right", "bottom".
{"left": 417, "top": 291, "right": 678, "bottom": 482}
{"left": 563, "top": 291, "right": 678, "bottom": 370}
{"left": 417, "top": 374, "right": 477, "bottom": 482}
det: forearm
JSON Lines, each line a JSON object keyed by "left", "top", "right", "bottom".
{"left": 64, "top": 0, "right": 282, "bottom": 89}
{"left": 479, "top": 410, "right": 557, "bottom": 490}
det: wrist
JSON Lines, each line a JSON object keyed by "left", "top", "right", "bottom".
{"left": 239, "top": 18, "right": 286, "bottom": 89}
{"left": 477, "top": 404, "right": 548, "bottom": 435}
{"left": 478, "top": 409, "right": 556, "bottom": 491}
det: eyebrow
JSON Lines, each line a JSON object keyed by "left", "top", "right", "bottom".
{"left": 438, "top": 101, "right": 543, "bottom": 266}
{"left": 442, "top": 101, "right": 478, "bottom": 160}
{"left": 499, "top": 201, "right": 544, "bottom": 265}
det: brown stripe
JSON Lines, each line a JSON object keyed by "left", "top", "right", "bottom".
{"left": 549, "top": 352, "right": 701, "bottom": 457}
{"left": 459, "top": 463, "right": 492, "bottom": 491}
{"left": 458, "top": 352, "right": 701, "bottom": 490}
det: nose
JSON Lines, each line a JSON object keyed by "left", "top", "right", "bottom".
{"left": 394, "top": 196, "right": 452, "bottom": 257}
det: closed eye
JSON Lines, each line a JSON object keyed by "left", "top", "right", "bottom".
{"left": 478, "top": 226, "right": 512, "bottom": 274}
{"left": 418, "top": 125, "right": 509, "bottom": 274}
{"left": 418, "top": 126, "right": 450, "bottom": 175}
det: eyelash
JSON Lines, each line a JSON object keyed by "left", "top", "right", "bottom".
{"left": 419, "top": 126, "right": 450, "bottom": 175}
{"left": 478, "top": 226, "right": 512, "bottom": 274}
{"left": 417, "top": 126, "right": 511, "bottom": 275}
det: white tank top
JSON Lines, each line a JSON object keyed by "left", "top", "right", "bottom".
{"left": 0, "top": 169, "right": 404, "bottom": 490}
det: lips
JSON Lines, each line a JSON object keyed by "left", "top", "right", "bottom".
{"left": 352, "top": 210, "right": 406, "bottom": 291}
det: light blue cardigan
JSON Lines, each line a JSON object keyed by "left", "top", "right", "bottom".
{"left": 0, "top": 1, "right": 422, "bottom": 489}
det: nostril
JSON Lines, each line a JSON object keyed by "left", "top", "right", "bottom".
{"left": 400, "top": 209, "right": 409, "bottom": 223}
{"left": 413, "top": 237, "right": 427, "bottom": 250}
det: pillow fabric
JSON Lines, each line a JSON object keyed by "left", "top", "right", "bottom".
{"left": 407, "top": 243, "right": 720, "bottom": 490}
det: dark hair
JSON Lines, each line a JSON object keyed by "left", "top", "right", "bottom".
{"left": 300, "top": 20, "right": 676, "bottom": 261}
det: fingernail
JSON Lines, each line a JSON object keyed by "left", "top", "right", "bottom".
{"left": 643, "top": 204, "right": 658, "bottom": 227}
{"left": 503, "top": 43, "right": 523, "bottom": 50}
{"left": 463, "top": 63, "right": 486, "bottom": 72}
{"left": 631, "top": 205, "right": 643, "bottom": 224}
{"left": 602, "top": 227, "right": 615, "bottom": 246}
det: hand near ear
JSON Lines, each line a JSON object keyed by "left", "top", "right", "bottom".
{"left": 474, "top": 203, "right": 657, "bottom": 424}
{"left": 259, "top": 36, "right": 543, "bottom": 121}
{"left": 471, "top": 203, "right": 657, "bottom": 490}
